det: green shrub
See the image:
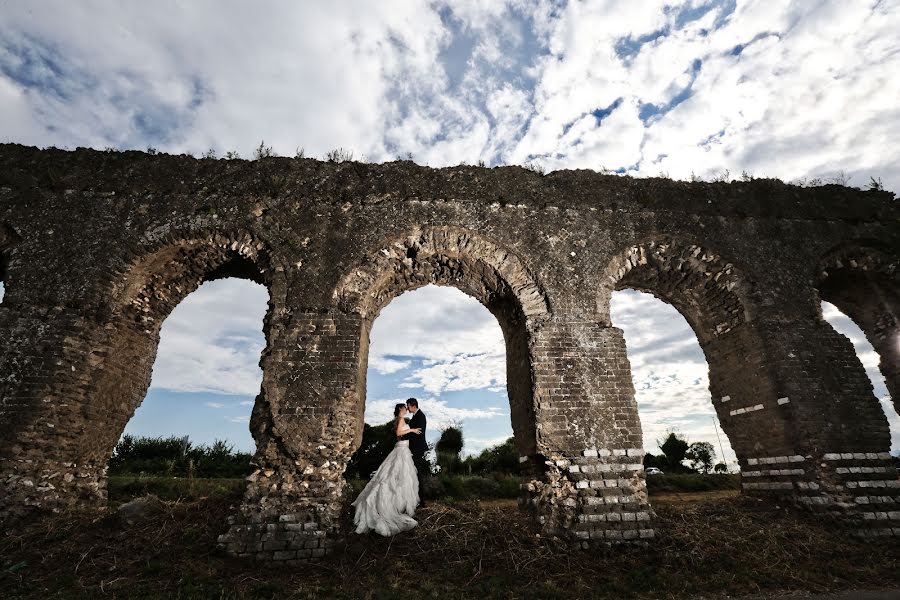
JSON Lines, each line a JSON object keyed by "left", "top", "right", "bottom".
{"left": 430, "top": 474, "right": 521, "bottom": 501}
{"left": 462, "top": 437, "right": 520, "bottom": 475}
{"left": 108, "top": 435, "right": 253, "bottom": 478}
{"left": 107, "top": 475, "right": 245, "bottom": 505}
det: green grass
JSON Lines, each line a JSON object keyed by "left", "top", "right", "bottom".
{"left": 2, "top": 489, "right": 898, "bottom": 600}
{"left": 2, "top": 475, "right": 897, "bottom": 599}
{"left": 645, "top": 473, "right": 739, "bottom": 494}
{"left": 107, "top": 475, "right": 246, "bottom": 506}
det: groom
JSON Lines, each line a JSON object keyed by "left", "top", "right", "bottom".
{"left": 403, "top": 397, "right": 428, "bottom": 506}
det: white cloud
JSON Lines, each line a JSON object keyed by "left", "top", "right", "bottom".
{"left": 612, "top": 289, "right": 737, "bottom": 465}
{"left": 149, "top": 278, "right": 268, "bottom": 395}
{"left": 364, "top": 397, "right": 506, "bottom": 430}
{"left": 368, "top": 285, "right": 507, "bottom": 395}
{"left": 3, "top": 2, "right": 899, "bottom": 191}
{"left": 464, "top": 435, "right": 511, "bottom": 457}
{"left": 228, "top": 416, "right": 250, "bottom": 424}
{"left": 401, "top": 351, "right": 506, "bottom": 394}
{"left": 507, "top": 1, "right": 900, "bottom": 191}
{"left": 205, "top": 402, "right": 225, "bottom": 409}
{"left": 369, "top": 356, "right": 412, "bottom": 375}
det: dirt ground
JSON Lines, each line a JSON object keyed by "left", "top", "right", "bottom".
{"left": 1, "top": 491, "right": 897, "bottom": 600}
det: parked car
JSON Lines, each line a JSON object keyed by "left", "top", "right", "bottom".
{"left": 645, "top": 467, "right": 664, "bottom": 476}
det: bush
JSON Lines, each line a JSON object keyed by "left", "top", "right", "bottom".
{"left": 345, "top": 420, "right": 396, "bottom": 480}
{"left": 462, "top": 437, "right": 519, "bottom": 475}
{"left": 436, "top": 426, "right": 464, "bottom": 475}
{"left": 108, "top": 435, "right": 253, "bottom": 479}
{"left": 107, "top": 475, "right": 245, "bottom": 505}
{"left": 429, "top": 474, "right": 521, "bottom": 501}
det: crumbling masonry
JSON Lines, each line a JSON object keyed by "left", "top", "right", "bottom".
{"left": 0, "top": 145, "right": 897, "bottom": 562}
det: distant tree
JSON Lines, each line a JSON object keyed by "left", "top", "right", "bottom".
{"left": 436, "top": 425, "right": 464, "bottom": 475}
{"left": 714, "top": 462, "right": 728, "bottom": 473}
{"left": 108, "top": 435, "right": 251, "bottom": 478}
{"left": 464, "top": 437, "right": 519, "bottom": 475}
{"left": 659, "top": 432, "right": 689, "bottom": 472}
{"left": 345, "top": 420, "right": 395, "bottom": 480}
{"left": 253, "top": 140, "right": 274, "bottom": 159}
{"left": 326, "top": 147, "right": 353, "bottom": 163}
{"left": 686, "top": 441, "right": 716, "bottom": 474}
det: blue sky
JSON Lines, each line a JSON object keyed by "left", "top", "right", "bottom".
{"left": 1, "top": 1, "right": 898, "bottom": 461}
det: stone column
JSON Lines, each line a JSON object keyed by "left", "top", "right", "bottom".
{"left": 699, "top": 322, "right": 805, "bottom": 497}
{"left": 747, "top": 312, "right": 898, "bottom": 537}
{"left": 218, "top": 310, "right": 363, "bottom": 563}
{"left": 0, "top": 307, "right": 115, "bottom": 518}
{"left": 523, "top": 316, "right": 654, "bottom": 546}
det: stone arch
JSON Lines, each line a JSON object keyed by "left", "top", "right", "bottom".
{"left": 598, "top": 236, "right": 754, "bottom": 344}
{"left": 334, "top": 225, "right": 551, "bottom": 457}
{"left": 816, "top": 242, "right": 899, "bottom": 415}
{"left": 599, "top": 236, "right": 795, "bottom": 464}
{"left": 75, "top": 230, "right": 282, "bottom": 505}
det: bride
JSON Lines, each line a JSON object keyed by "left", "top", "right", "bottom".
{"left": 351, "top": 402, "right": 422, "bottom": 536}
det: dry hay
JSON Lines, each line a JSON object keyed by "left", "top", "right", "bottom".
{"left": 1, "top": 493, "right": 898, "bottom": 599}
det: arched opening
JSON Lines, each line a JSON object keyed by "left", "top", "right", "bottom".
{"left": 817, "top": 244, "right": 899, "bottom": 418}
{"left": 611, "top": 289, "right": 738, "bottom": 485}
{"left": 601, "top": 238, "right": 792, "bottom": 500}
{"left": 77, "top": 238, "right": 274, "bottom": 507}
{"left": 347, "top": 284, "right": 518, "bottom": 500}
{"left": 108, "top": 277, "right": 268, "bottom": 503}
{"left": 335, "top": 227, "right": 550, "bottom": 506}
{"left": 820, "top": 301, "right": 900, "bottom": 454}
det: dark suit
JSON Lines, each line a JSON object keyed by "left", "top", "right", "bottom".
{"left": 403, "top": 409, "right": 428, "bottom": 500}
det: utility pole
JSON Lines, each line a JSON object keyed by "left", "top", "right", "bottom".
{"left": 712, "top": 416, "right": 728, "bottom": 472}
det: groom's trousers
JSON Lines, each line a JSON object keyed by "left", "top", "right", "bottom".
{"left": 412, "top": 450, "right": 429, "bottom": 500}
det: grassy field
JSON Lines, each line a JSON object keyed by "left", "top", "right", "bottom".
{"left": 1, "top": 479, "right": 897, "bottom": 599}
{"left": 107, "top": 475, "right": 246, "bottom": 507}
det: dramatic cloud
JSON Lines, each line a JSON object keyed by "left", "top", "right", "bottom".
{"left": 369, "top": 285, "right": 506, "bottom": 385}
{"left": 149, "top": 278, "right": 268, "bottom": 396}
{"left": 7, "top": 2, "right": 896, "bottom": 455}
{"left": 364, "top": 397, "right": 506, "bottom": 430}
{"left": 3, "top": 2, "right": 898, "bottom": 189}
{"left": 611, "top": 289, "right": 737, "bottom": 464}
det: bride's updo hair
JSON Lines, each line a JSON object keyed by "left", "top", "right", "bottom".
{"left": 393, "top": 403, "right": 406, "bottom": 418}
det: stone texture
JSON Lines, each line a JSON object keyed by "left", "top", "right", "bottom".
{"left": 0, "top": 144, "right": 898, "bottom": 560}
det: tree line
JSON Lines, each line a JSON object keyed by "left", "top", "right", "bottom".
{"left": 109, "top": 434, "right": 253, "bottom": 479}
{"left": 345, "top": 421, "right": 520, "bottom": 480}
{"left": 643, "top": 432, "right": 727, "bottom": 474}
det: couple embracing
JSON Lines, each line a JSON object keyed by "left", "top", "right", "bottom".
{"left": 351, "top": 398, "right": 428, "bottom": 536}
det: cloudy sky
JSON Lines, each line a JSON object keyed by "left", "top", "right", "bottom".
{"left": 1, "top": 1, "right": 897, "bottom": 460}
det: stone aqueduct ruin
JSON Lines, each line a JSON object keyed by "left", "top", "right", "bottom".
{"left": 0, "top": 144, "right": 897, "bottom": 561}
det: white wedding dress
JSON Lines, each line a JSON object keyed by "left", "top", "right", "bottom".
{"left": 351, "top": 424, "right": 420, "bottom": 536}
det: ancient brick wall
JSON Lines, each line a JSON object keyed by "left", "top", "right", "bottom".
{"left": 0, "top": 144, "right": 898, "bottom": 559}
